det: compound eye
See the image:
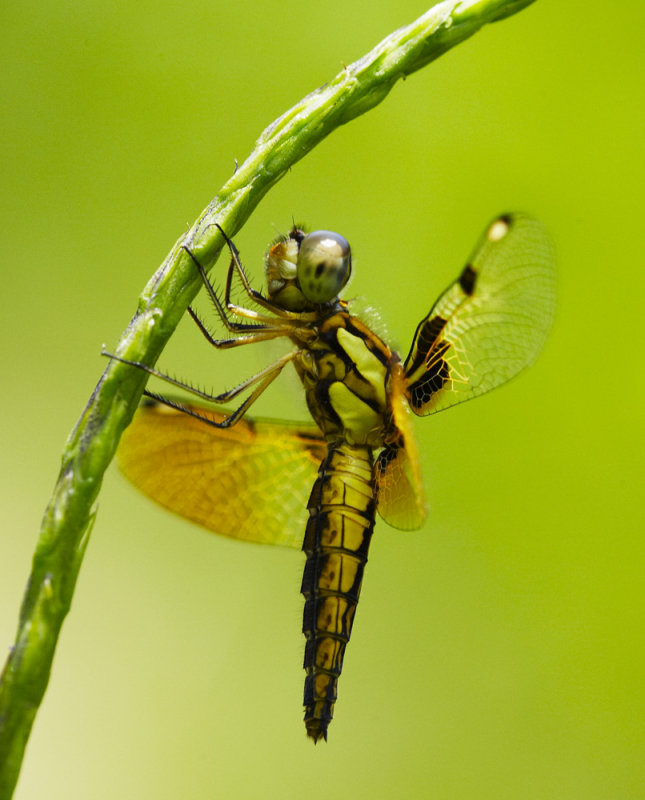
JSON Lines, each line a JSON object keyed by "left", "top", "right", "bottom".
{"left": 297, "top": 230, "right": 352, "bottom": 303}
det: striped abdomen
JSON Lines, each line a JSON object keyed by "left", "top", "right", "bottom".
{"left": 301, "top": 441, "right": 376, "bottom": 742}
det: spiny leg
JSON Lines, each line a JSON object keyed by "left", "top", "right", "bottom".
{"left": 185, "top": 227, "right": 320, "bottom": 329}
{"left": 186, "top": 307, "right": 292, "bottom": 349}
{"left": 101, "top": 347, "right": 299, "bottom": 404}
{"left": 213, "top": 224, "right": 305, "bottom": 320}
{"left": 182, "top": 244, "right": 285, "bottom": 333}
{"left": 146, "top": 349, "right": 299, "bottom": 428}
{"left": 102, "top": 348, "right": 300, "bottom": 428}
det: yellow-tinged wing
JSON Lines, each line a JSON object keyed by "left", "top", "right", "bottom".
{"left": 374, "top": 362, "right": 426, "bottom": 531}
{"left": 404, "top": 214, "right": 556, "bottom": 415}
{"left": 118, "top": 399, "right": 327, "bottom": 548}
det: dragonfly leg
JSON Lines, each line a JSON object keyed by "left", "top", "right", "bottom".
{"left": 144, "top": 348, "right": 299, "bottom": 427}
{"left": 187, "top": 306, "right": 292, "bottom": 349}
{"left": 102, "top": 347, "right": 300, "bottom": 425}
{"left": 183, "top": 242, "right": 300, "bottom": 331}
{"left": 182, "top": 245, "right": 274, "bottom": 331}
{"left": 213, "top": 225, "right": 303, "bottom": 320}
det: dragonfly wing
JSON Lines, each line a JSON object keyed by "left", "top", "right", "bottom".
{"left": 374, "top": 362, "right": 427, "bottom": 531}
{"left": 118, "top": 399, "right": 327, "bottom": 548}
{"left": 403, "top": 214, "right": 556, "bottom": 415}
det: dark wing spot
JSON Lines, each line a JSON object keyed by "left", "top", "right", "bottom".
{"left": 376, "top": 445, "right": 398, "bottom": 474}
{"left": 419, "top": 315, "right": 448, "bottom": 347}
{"left": 405, "top": 315, "right": 448, "bottom": 376}
{"left": 458, "top": 264, "right": 477, "bottom": 296}
{"left": 407, "top": 345, "right": 451, "bottom": 410}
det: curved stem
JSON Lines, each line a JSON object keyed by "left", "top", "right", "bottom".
{"left": 0, "top": 1, "right": 536, "bottom": 795}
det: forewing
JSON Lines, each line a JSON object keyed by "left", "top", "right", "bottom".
{"left": 118, "top": 400, "right": 327, "bottom": 548}
{"left": 403, "top": 214, "right": 556, "bottom": 415}
{"left": 374, "top": 362, "right": 426, "bottom": 531}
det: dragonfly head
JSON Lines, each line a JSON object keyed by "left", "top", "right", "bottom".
{"left": 266, "top": 228, "right": 352, "bottom": 310}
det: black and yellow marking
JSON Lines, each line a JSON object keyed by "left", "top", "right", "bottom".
{"left": 293, "top": 313, "right": 393, "bottom": 739}
{"left": 403, "top": 315, "right": 448, "bottom": 377}
{"left": 301, "top": 441, "right": 375, "bottom": 742}
{"left": 294, "top": 311, "right": 392, "bottom": 447}
{"left": 403, "top": 313, "right": 452, "bottom": 413}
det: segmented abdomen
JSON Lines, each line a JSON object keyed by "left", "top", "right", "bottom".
{"left": 301, "top": 442, "right": 376, "bottom": 742}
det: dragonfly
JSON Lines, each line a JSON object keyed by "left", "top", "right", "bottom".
{"left": 113, "top": 213, "right": 556, "bottom": 742}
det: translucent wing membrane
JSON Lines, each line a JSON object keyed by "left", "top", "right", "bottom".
{"left": 374, "top": 363, "right": 426, "bottom": 530}
{"left": 118, "top": 400, "right": 327, "bottom": 548}
{"left": 403, "top": 214, "right": 556, "bottom": 415}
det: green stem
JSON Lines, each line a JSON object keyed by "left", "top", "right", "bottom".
{"left": 0, "top": 1, "right": 536, "bottom": 795}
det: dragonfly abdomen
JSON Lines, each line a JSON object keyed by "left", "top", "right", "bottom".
{"left": 301, "top": 442, "right": 376, "bottom": 742}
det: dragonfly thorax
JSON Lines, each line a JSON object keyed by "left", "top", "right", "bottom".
{"left": 292, "top": 312, "right": 394, "bottom": 448}
{"left": 265, "top": 228, "right": 352, "bottom": 311}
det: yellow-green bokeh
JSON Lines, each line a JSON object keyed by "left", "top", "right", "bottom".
{"left": 1, "top": 2, "right": 643, "bottom": 798}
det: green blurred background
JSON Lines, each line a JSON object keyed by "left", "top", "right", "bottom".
{"left": 1, "top": 1, "right": 643, "bottom": 798}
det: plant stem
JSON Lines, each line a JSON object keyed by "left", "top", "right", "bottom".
{"left": 0, "top": 1, "right": 536, "bottom": 795}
